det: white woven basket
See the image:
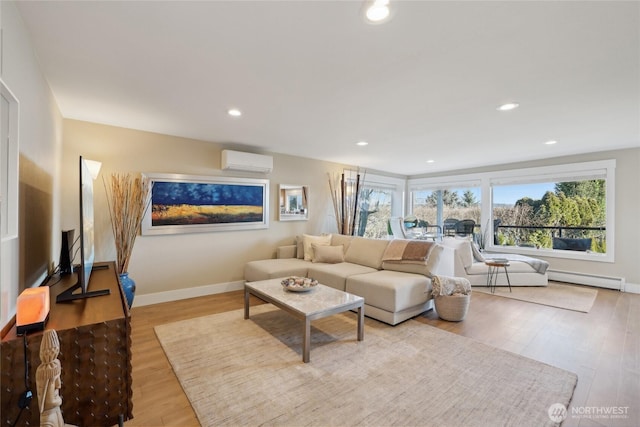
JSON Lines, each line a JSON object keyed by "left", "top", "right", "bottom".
{"left": 434, "top": 294, "right": 471, "bottom": 321}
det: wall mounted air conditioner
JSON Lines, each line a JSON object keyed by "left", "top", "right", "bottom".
{"left": 221, "top": 150, "right": 273, "bottom": 173}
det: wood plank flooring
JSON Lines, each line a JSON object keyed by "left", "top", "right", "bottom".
{"left": 124, "top": 283, "right": 639, "bottom": 427}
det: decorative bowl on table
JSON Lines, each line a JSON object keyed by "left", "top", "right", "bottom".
{"left": 281, "top": 276, "right": 318, "bottom": 292}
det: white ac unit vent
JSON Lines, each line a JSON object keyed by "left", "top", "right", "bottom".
{"left": 221, "top": 150, "right": 273, "bottom": 173}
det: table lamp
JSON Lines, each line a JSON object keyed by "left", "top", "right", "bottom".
{"left": 16, "top": 287, "right": 50, "bottom": 335}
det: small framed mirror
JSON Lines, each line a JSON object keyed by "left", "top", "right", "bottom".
{"left": 278, "top": 184, "right": 309, "bottom": 221}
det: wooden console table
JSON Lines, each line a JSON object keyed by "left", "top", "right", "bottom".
{"left": 1, "top": 261, "right": 133, "bottom": 426}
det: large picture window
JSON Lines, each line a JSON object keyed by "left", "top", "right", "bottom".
{"left": 408, "top": 159, "right": 615, "bottom": 262}
{"left": 492, "top": 180, "right": 606, "bottom": 253}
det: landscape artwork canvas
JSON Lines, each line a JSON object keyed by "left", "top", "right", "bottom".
{"left": 141, "top": 174, "right": 269, "bottom": 235}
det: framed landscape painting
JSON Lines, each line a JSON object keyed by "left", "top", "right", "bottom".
{"left": 141, "top": 173, "right": 269, "bottom": 235}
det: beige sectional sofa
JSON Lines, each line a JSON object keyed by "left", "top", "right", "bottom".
{"left": 438, "top": 237, "right": 549, "bottom": 287}
{"left": 244, "top": 234, "right": 448, "bottom": 325}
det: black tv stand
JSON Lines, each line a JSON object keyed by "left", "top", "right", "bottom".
{"left": 56, "top": 265, "right": 111, "bottom": 303}
{"left": 56, "top": 283, "right": 111, "bottom": 303}
{"left": 72, "top": 263, "right": 109, "bottom": 272}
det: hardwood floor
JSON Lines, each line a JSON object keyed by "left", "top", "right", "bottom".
{"left": 124, "top": 283, "right": 639, "bottom": 427}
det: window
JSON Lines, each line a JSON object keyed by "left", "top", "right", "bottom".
{"left": 412, "top": 187, "right": 481, "bottom": 226}
{"left": 408, "top": 159, "right": 615, "bottom": 262}
{"left": 357, "top": 187, "right": 393, "bottom": 238}
{"left": 492, "top": 180, "right": 606, "bottom": 252}
{"left": 355, "top": 173, "right": 404, "bottom": 238}
{"left": 409, "top": 180, "right": 481, "bottom": 238}
{"left": 489, "top": 160, "right": 613, "bottom": 261}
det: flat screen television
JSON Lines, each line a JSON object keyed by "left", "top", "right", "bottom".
{"left": 56, "top": 156, "right": 110, "bottom": 303}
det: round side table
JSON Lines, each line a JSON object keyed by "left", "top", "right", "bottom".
{"left": 485, "top": 260, "right": 512, "bottom": 293}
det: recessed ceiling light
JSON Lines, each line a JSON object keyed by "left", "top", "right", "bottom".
{"left": 356, "top": 141, "right": 369, "bottom": 146}
{"left": 544, "top": 140, "right": 557, "bottom": 145}
{"left": 497, "top": 102, "right": 519, "bottom": 111}
{"left": 426, "top": 159, "right": 435, "bottom": 164}
{"left": 227, "top": 108, "right": 242, "bottom": 117}
{"left": 365, "top": 0, "right": 390, "bottom": 23}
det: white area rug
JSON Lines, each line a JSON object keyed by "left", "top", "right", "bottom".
{"left": 473, "top": 283, "right": 598, "bottom": 312}
{"left": 155, "top": 305, "right": 577, "bottom": 427}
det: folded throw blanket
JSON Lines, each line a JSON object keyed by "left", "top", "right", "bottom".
{"left": 432, "top": 275, "right": 472, "bottom": 297}
{"left": 382, "top": 239, "right": 435, "bottom": 262}
{"left": 485, "top": 254, "right": 550, "bottom": 274}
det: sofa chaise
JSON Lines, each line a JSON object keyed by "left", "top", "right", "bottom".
{"left": 438, "top": 237, "right": 549, "bottom": 287}
{"left": 244, "top": 234, "right": 450, "bottom": 325}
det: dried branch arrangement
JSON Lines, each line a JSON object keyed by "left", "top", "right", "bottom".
{"left": 328, "top": 169, "right": 365, "bottom": 235}
{"left": 104, "top": 173, "right": 151, "bottom": 274}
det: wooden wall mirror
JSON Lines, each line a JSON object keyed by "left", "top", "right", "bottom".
{"left": 278, "top": 184, "right": 309, "bottom": 221}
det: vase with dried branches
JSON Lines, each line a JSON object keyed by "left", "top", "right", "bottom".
{"left": 104, "top": 172, "right": 151, "bottom": 307}
{"left": 328, "top": 169, "right": 365, "bottom": 235}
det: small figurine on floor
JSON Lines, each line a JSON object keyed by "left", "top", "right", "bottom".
{"left": 36, "top": 329, "right": 75, "bottom": 427}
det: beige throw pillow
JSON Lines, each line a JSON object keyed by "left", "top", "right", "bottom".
{"left": 312, "top": 244, "right": 344, "bottom": 263}
{"left": 331, "top": 234, "right": 354, "bottom": 253}
{"left": 296, "top": 235, "right": 305, "bottom": 259}
{"left": 302, "top": 234, "right": 332, "bottom": 261}
{"left": 344, "top": 237, "right": 391, "bottom": 269}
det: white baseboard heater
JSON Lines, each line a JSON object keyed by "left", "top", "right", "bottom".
{"left": 548, "top": 269, "right": 625, "bottom": 290}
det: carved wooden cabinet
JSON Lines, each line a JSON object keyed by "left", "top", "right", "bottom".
{"left": 1, "top": 262, "right": 133, "bottom": 426}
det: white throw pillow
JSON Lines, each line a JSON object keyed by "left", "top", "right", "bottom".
{"left": 471, "top": 242, "right": 485, "bottom": 262}
{"left": 302, "top": 234, "right": 332, "bottom": 261}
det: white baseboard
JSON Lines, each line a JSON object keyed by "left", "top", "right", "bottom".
{"left": 623, "top": 282, "right": 640, "bottom": 294}
{"left": 547, "top": 269, "right": 636, "bottom": 292}
{"left": 132, "top": 280, "right": 245, "bottom": 308}
{"left": 131, "top": 274, "right": 640, "bottom": 307}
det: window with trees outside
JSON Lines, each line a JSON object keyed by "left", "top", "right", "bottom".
{"left": 492, "top": 179, "right": 607, "bottom": 253}
{"left": 352, "top": 173, "right": 404, "bottom": 239}
{"left": 408, "top": 160, "right": 615, "bottom": 262}
{"left": 411, "top": 186, "right": 481, "bottom": 237}
{"left": 356, "top": 187, "right": 394, "bottom": 238}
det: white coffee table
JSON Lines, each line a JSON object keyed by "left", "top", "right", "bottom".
{"left": 244, "top": 278, "right": 364, "bottom": 363}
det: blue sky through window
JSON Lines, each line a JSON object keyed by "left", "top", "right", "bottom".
{"left": 414, "top": 182, "right": 557, "bottom": 206}
{"left": 493, "top": 183, "right": 556, "bottom": 205}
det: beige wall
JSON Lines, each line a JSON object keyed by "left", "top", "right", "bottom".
{"left": 1, "top": 1, "right": 63, "bottom": 327}
{"left": 62, "top": 119, "right": 351, "bottom": 296}
{"left": 62, "top": 120, "right": 640, "bottom": 297}
{"left": 410, "top": 148, "right": 640, "bottom": 285}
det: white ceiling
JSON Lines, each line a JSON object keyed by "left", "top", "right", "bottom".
{"left": 16, "top": 1, "right": 640, "bottom": 176}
